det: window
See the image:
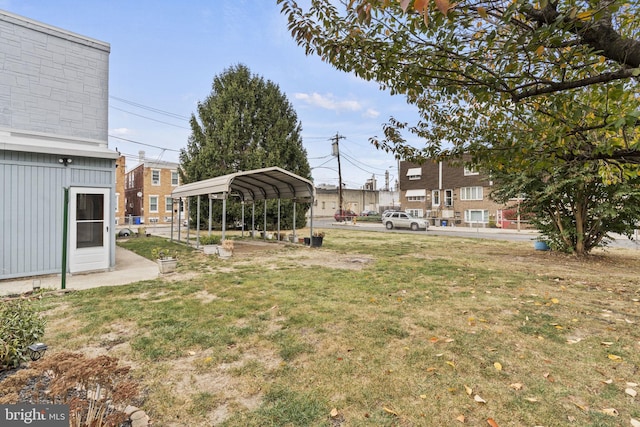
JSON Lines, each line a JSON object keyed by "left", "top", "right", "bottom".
{"left": 406, "top": 189, "right": 426, "bottom": 202}
{"left": 465, "top": 209, "right": 489, "bottom": 223}
{"left": 460, "top": 186, "right": 483, "bottom": 200}
{"left": 406, "top": 167, "right": 422, "bottom": 180}
{"left": 322, "top": 201, "right": 326, "bottom": 210}
{"left": 406, "top": 209, "right": 423, "bottom": 217}
{"left": 151, "top": 169, "right": 160, "bottom": 185}
{"left": 149, "top": 196, "right": 159, "bottom": 213}
{"left": 432, "top": 190, "right": 440, "bottom": 206}
{"left": 464, "top": 166, "right": 479, "bottom": 176}
{"left": 444, "top": 189, "right": 453, "bottom": 207}
{"left": 171, "top": 171, "right": 179, "bottom": 186}
{"left": 165, "top": 196, "right": 173, "bottom": 212}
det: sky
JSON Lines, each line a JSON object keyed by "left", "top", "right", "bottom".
{"left": 1, "top": 0, "right": 421, "bottom": 188}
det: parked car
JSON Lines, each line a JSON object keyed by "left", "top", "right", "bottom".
{"left": 382, "top": 209, "right": 401, "bottom": 218}
{"left": 334, "top": 209, "right": 358, "bottom": 222}
{"left": 360, "top": 210, "right": 379, "bottom": 216}
{"left": 381, "top": 212, "right": 429, "bottom": 231}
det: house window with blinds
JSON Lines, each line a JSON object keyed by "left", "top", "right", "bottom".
{"left": 405, "top": 189, "right": 426, "bottom": 202}
{"left": 406, "top": 167, "right": 422, "bottom": 180}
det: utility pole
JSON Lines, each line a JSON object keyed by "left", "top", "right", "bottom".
{"left": 331, "top": 132, "right": 346, "bottom": 214}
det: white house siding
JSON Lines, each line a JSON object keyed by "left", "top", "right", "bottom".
{"left": 0, "top": 151, "right": 114, "bottom": 279}
{"left": 0, "top": 11, "right": 117, "bottom": 280}
{"left": 0, "top": 10, "right": 110, "bottom": 140}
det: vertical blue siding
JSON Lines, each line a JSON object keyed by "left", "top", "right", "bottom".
{"left": 0, "top": 151, "right": 114, "bottom": 279}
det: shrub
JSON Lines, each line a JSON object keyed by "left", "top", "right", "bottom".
{"left": 199, "top": 234, "right": 221, "bottom": 245}
{"left": 0, "top": 299, "right": 46, "bottom": 369}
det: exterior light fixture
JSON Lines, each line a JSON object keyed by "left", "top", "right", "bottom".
{"left": 27, "top": 343, "right": 48, "bottom": 361}
{"left": 58, "top": 157, "right": 73, "bottom": 166}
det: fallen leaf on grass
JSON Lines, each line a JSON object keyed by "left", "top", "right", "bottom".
{"left": 494, "top": 362, "right": 502, "bottom": 371}
{"left": 524, "top": 397, "right": 538, "bottom": 402}
{"left": 474, "top": 394, "right": 487, "bottom": 403}
{"left": 600, "top": 408, "right": 618, "bottom": 416}
{"left": 625, "top": 388, "right": 637, "bottom": 397}
{"left": 627, "top": 382, "right": 638, "bottom": 387}
{"left": 509, "top": 383, "right": 523, "bottom": 390}
{"left": 608, "top": 354, "right": 622, "bottom": 361}
{"left": 601, "top": 341, "right": 614, "bottom": 346}
{"left": 602, "top": 379, "right": 614, "bottom": 384}
{"left": 330, "top": 408, "right": 339, "bottom": 418}
{"left": 464, "top": 384, "right": 473, "bottom": 395}
{"left": 383, "top": 407, "right": 398, "bottom": 416}
{"left": 446, "top": 361, "right": 456, "bottom": 368}
{"left": 487, "top": 418, "right": 499, "bottom": 427}
{"left": 631, "top": 418, "right": 640, "bottom": 427}
{"left": 456, "top": 414, "right": 465, "bottom": 423}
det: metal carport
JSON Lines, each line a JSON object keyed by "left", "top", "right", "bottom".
{"left": 171, "top": 166, "right": 316, "bottom": 244}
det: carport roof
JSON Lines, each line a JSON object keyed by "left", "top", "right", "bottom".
{"left": 171, "top": 166, "right": 315, "bottom": 202}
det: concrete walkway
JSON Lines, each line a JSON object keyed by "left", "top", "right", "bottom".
{"left": 0, "top": 246, "right": 159, "bottom": 297}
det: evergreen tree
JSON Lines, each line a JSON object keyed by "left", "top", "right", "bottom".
{"left": 180, "top": 64, "right": 311, "bottom": 230}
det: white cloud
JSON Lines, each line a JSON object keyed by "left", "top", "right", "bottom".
{"left": 362, "top": 108, "right": 380, "bottom": 119}
{"left": 294, "top": 92, "right": 362, "bottom": 112}
{"left": 110, "top": 128, "right": 131, "bottom": 136}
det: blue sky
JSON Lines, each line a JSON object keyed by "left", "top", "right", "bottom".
{"left": 1, "top": 0, "right": 419, "bottom": 188}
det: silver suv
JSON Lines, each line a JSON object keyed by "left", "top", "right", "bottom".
{"left": 382, "top": 212, "right": 429, "bottom": 231}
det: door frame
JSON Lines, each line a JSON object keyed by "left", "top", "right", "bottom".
{"left": 68, "top": 187, "right": 110, "bottom": 273}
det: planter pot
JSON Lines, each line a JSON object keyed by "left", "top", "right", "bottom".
{"left": 157, "top": 258, "right": 177, "bottom": 274}
{"left": 311, "top": 236, "right": 323, "bottom": 248}
{"left": 203, "top": 245, "right": 218, "bottom": 255}
{"left": 217, "top": 246, "right": 233, "bottom": 259}
{"left": 303, "top": 237, "right": 311, "bottom": 246}
{"left": 298, "top": 238, "right": 305, "bottom": 244}
{"left": 534, "top": 241, "right": 550, "bottom": 251}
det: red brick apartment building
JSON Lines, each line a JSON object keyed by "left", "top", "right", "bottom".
{"left": 399, "top": 160, "right": 509, "bottom": 227}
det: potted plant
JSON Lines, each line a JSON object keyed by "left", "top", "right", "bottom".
{"left": 311, "top": 231, "right": 325, "bottom": 247}
{"left": 152, "top": 248, "right": 178, "bottom": 273}
{"left": 200, "top": 234, "right": 221, "bottom": 255}
{"left": 217, "top": 239, "right": 234, "bottom": 259}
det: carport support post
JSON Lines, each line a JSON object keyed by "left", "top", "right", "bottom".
{"left": 221, "top": 192, "right": 227, "bottom": 241}
{"left": 293, "top": 200, "right": 297, "bottom": 237}
{"left": 277, "top": 199, "right": 281, "bottom": 240}
{"left": 186, "top": 198, "right": 190, "bottom": 244}
{"left": 251, "top": 202, "right": 255, "bottom": 238}
{"left": 241, "top": 201, "right": 245, "bottom": 237}
{"left": 208, "top": 197, "right": 212, "bottom": 236}
{"left": 263, "top": 200, "right": 267, "bottom": 240}
{"left": 61, "top": 187, "right": 69, "bottom": 290}
{"left": 196, "top": 195, "right": 201, "bottom": 248}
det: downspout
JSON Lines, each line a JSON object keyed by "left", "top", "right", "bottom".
{"left": 61, "top": 187, "right": 69, "bottom": 290}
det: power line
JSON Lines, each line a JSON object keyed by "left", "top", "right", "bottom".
{"left": 109, "top": 135, "right": 181, "bottom": 152}
{"left": 110, "top": 105, "right": 191, "bottom": 130}
{"left": 109, "top": 95, "right": 190, "bottom": 120}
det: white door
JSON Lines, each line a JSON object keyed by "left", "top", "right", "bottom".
{"left": 69, "top": 187, "right": 110, "bottom": 273}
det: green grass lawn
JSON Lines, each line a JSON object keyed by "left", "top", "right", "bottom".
{"left": 30, "top": 230, "right": 640, "bottom": 426}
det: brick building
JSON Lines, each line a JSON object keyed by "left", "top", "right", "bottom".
{"left": 123, "top": 152, "right": 181, "bottom": 225}
{"left": 399, "top": 159, "right": 507, "bottom": 227}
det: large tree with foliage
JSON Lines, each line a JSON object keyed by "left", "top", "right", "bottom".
{"left": 279, "top": 0, "right": 639, "bottom": 165}
{"left": 180, "top": 64, "right": 312, "bottom": 230}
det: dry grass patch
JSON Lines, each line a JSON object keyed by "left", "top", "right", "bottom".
{"left": 6, "top": 229, "right": 640, "bottom": 426}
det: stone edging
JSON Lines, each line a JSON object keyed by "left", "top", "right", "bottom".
{"left": 125, "top": 405, "right": 150, "bottom": 427}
